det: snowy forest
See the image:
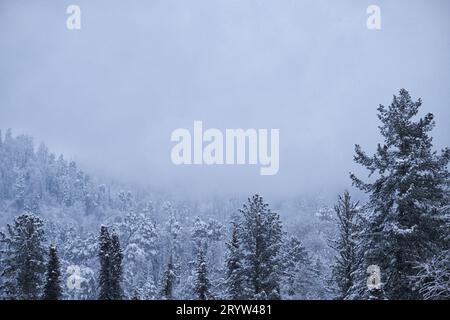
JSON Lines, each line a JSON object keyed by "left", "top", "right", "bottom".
{"left": 0, "top": 89, "right": 449, "bottom": 300}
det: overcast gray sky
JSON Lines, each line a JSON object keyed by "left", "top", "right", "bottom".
{"left": 1, "top": 0, "right": 449, "bottom": 199}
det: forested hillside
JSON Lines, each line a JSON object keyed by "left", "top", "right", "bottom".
{"left": 0, "top": 128, "right": 335, "bottom": 300}
{"left": 0, "top": 90, "right": 449, "bottom": 300}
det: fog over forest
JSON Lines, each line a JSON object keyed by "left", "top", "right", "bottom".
{"left": 1, "top": 0, "right": 449, "bottom": 200}
{"left": 0, "top": 0, "right": 449, "bottom": 301}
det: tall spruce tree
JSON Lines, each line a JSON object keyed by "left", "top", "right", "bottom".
{"left": 98, "top": 225, "right": 112, "bottom": 299}
{"left": 0, "top": 213, "right": 46, "bottom": 299}
{"left": 238, "top": 194, "right": 283, "bottom": 300}
{"left": 98, "top": 226, "right": 123, "bottom": 300}
{"left": 330, "top": 191, "right": 361, "bottom": 300}
{"left": 350, "top": 89, "right": 450, "bottom": 299}
{"left": 43, "top": 245, "right": 62, "bottom": 300}
{"left": 225, "top": 222, "right": 245, "bottom": 300}
{"left": 110, "top": 233, "right": 124, "bottom": 300}
{"left": 160, "top": 255, "right": 176, "bottom": 299}
{"left": 194, "top": 248, "right": 210, "bottom": 300}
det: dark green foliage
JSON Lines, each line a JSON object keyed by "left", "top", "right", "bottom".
{"left": 43, "top": 245, "right": 62, "bottom": 300}
{"left": 98, "top": 226, "right": 123, "bottom": 300}
{"left": 0, "top": 213, "right": 46, "bottom": 299}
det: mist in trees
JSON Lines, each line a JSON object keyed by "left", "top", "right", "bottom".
{"left": 0, "top": 89, "right": 448, "bottom": 300}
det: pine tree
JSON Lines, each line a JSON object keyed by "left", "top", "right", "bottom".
{"left": 98, "top": 225, "right": 112, "bottom": 300}
{"left": 225, "top": 222, "right": 245, "bottom": 300}
{"left": 194, "top": 248, "right": 211, "bottom": 300}
{"left": 238, "top": 194, "right": 283, "bottom": 300}
{"left": 110, "top": 232, "right": 124, "bottom": 300}
{"left": 330, "top": 191, "right": 361, "bottom": 299}
{"left": 43, "top": 245, "right": 62, "bottom": 300}
{"left": 160, "top": 255, "right": 176, "bottom": 299}
{"left": 97, "top": 226, "right": 124, "bottom": 300}
{"left": 0, "top": 213, "right": 46, "bottom": 299}
{"left": 281, "top": 236, "right": 313, "bottom": 299}
{"left": 350, "top": 89, "right": 450, "bottom": 299}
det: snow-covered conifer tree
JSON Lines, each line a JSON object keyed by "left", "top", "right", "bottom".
{"left": 110, "top": 232, "right": 124, "bottom": 299}
{"left": 330, "top": 191, "right": 361, "bottom": 299}
{"left": 43, "top": 245, "right": 62, "bottom": 300}
{"left": 225, "top": 222, "right": 245, "bottom": 300}
{"left": 281, "top": 236, "right": 313, "bottom": 299}
{"left": 0, "top": 213, "right": 46, "bottom": 299}
{"left": 194, "top": 248, "right": 211, "bottom": 300}
{"left": 350, "top": 89, "right": 450, "bottom": 299}
{"left": 98, "top": 225, "right": 112, "bottom": 300}
{"left": 238, "top": 194, "right": 283, "bottom": 300}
